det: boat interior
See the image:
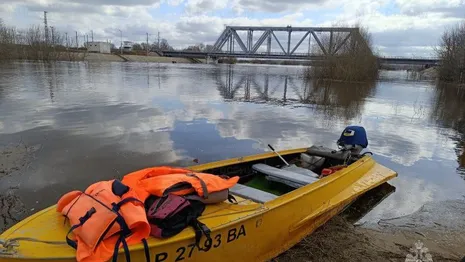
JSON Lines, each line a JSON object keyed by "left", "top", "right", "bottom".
{"left": 203, "top": 145, "right": 371, "bottom": 204}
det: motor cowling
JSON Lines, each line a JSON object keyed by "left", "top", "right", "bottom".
{"left": 337, "top": 126, "right": 368, "bottom": 155}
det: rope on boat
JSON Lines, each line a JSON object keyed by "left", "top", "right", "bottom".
{"left": 0, "top": 237, "right": 67, "bottom": 255}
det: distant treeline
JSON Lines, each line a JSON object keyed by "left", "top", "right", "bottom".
{"left": 0, "top": 19, "right": 86, "bottom": 61}
{"left": 437, "top": 22, "right": 465, "bottom": 84}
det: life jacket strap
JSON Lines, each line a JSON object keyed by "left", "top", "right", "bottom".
{"left": 228, "top": 194, "right": 237, "bottom": 204}
{"left": 186, "top": 173, "right": 209, "bottom": 199}
{"left": 112, "top": 231, "right": 131, "bottom": 262}
{"left": 65, "top": 207, "right": 96, "bottom": 249}
{"left": 111, "top": 197, "right": 143, "bottom": 237}
{"left": 112, "top": 197, "right": 143, "bottom": 212}
{"left": 190, "top": 218, "right": 212, "bottom": 252}
{"left": 142, "top": 238, "right": 150, "bottom": 262}
{"left": 110, "top": 197, "right": 147, "bottom": 262}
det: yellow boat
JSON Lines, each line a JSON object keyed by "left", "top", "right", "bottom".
{"left": 0, "top": 129, "right": 397, "bottom": 262}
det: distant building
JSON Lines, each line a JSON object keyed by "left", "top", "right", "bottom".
{"left": 86, "top": 42, "right": 111, "bottom": 54}
{"left": 122, "top": 41, "right": 133, "bottom": 53}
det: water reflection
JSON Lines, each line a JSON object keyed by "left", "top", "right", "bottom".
{"left": 1, "top": 62, "right": 465, "bottom": 229}
{"left": 214, "top": 65, "right": 376, "bottom": 122}
{"left": 430, "top": 83, "right": 465, "bottom": 177}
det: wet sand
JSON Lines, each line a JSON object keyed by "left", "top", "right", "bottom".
{"left": 277, "top": 198, "right": 465, "bottom": 261}
{"left": 276, "top": 215, "right": 462, "bottom": 262}
{"left": 1, "top": 144, "right": 463, "bottom": 261}
{"left": 0, "top": 143, "right": 32, "bottom": 232}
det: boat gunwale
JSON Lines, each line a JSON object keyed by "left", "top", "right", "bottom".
{"left": 0, "top": 147, "right": 398, "bottom": 260}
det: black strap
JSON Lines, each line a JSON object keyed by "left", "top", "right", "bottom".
{"left": 190, "top": 218, "right": 211, "bottom": 251}
{"left": 112, "top": 233, "right": 131, "bottom": 262}
{"left": 110, "top": 197, "right": 144, "bottom": 262}
{"left": 65, "top": 207, "right": 96, "bottom": 249}
{"left": 228, "top": 194, "right": 237, "bottom": 204}
{"left": 66, "top": 224, "right": 81, "bottom": 249}
{"left": 112, "top": 235, "right": 122, "bottom": 262}
{"left": 111, "top": 226, "right": 132, "bottom": 262}
{"left": 111, "top": 197, "right": 142, "bottom": 238}
{"left": 121, "top": 236, "right": 130, "bottom": 262}
{"left": 142, "top": 238, "right": 150, "bottom": 262}
{"left": 112, "top": 197, "right": 143, "bottom": 212}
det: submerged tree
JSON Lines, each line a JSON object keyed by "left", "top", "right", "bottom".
{"left": 305, "top": 26, "right": 378, "bottom": 82}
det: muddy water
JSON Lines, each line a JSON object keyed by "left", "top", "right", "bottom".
{"left": 0, "top": 61, "right": 464, "bottom": 231}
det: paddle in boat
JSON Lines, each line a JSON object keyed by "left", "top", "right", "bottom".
{"left": 0, "top": 126, "right": 397, "bottom": 262}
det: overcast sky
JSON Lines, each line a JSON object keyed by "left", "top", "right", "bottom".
{"left": 1, "top": 0, "right": 464, "bottom": 56}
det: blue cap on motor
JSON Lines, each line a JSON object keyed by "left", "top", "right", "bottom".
{"left": 337, "top": 126, "right": 368, "bottom": 149}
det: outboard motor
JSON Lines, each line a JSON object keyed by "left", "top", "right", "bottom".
{"left": 337, "top": 126, "right": 368, "bottom": 155}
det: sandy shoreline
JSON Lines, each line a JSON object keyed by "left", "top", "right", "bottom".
{"left": 276, "top": 215, "right": 462, "bottom": 262}
{"left": 0, "top": 144, "right": 463, "bottom": 261}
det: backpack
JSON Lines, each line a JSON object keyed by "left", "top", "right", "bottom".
{"left": 145, "top": 194, "right": 212, "bottom": 250}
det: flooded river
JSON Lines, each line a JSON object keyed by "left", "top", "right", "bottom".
{"left": 1, "top": 61, "right": 465, "bottom": 231}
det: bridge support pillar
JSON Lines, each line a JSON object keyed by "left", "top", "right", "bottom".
{"left": 206, "top": 56, "right": 218, "bottom": 64}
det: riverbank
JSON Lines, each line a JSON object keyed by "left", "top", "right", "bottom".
{"left": 0, "top": 52, "right": 202, "bottom": 64}
{"left": 276, "top": 199, "right": 465, "bottom": 261}
{"left": 84, "top": 53, "right": 200, "bottom": 63}
{"left": 276, "top": 214, "right": 461, "bottom": 262}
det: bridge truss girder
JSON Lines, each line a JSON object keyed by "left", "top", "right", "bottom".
{"left": 212, "top": 26, "right": 364, "bottom": 57}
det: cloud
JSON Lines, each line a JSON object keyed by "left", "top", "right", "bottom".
{"left": 231, "top": 0, "right": 326, "bottom": 13}
{"left": 185, "top": 0, "right": 228, "bottom": 14}
{"left": 1, "top": 0, "right": 464, "bottom": 56}
{"left": 396, "top": 0, "right": 465, "bottom": 17}
{"left": 13, "top": 0, "right": 163, "bottom": 7}
{"left": 167, "top": 0, "right": 185, "bottom": 5}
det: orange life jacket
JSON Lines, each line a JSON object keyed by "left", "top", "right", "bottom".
{"left": 122, "top": 166, "right": 239, "bottom": 201}
{"left": 56, "top": 180, "right": 151, "bottom": 262}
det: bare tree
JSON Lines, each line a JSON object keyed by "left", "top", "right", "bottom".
{"left": 0, "top": 20, "right": 85, "bottom": 62}
{"left": 0, "top": 19, "right": 19, "bottom": 60}
{"left": 132, "top": 43, "right": 142, "bottom": 50}
{"left": 306, "top": 26, "right": 378, "bottom": 82}
{"left": 436, "top": 22, "right": 465, "bottom": 83}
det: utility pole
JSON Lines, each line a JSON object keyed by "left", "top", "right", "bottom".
{"left": 75, "top": 31, "right": 78, "bottom": 48}
{"left": 50, "top": 26, "right": 55, "bottom": 46}
{"left": 146, "top": 32, "right": 149, "bottom": 56}
{"left": 43, "top": 11, "right": 49, "bottom": 44}
{"left": 86, "top": 34, "right": 88, "bottom": 45}
{"left": 65, "top": 32, "right": 68, "bottom": 48}
{"left": 117, "top": 29, "right": 122, "bottom": 54}
{"left": 157, "top": 31, "right": 160, "bottom": 50}
{"left": 91, "top": 30, "right": 93, "bottom": 42}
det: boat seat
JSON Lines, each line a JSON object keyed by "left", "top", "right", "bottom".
{"left": 252, "top": 163, "right": 319, "bottom": 188}
{"left": 281, "top": 164, "right": 320, "bottom": 179}
{"left": 230, "top": 184, "right": 277, "bottom": 203}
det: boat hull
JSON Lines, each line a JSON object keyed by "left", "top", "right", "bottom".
{"left": 0, "top": 148, "right": 397, "bottom": 262}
